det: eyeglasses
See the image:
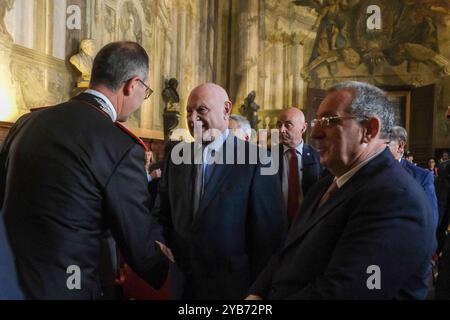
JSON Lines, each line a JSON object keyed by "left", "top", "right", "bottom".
{"left": 310, "top": 116, "right": 368, "bottom": 128}
{"left": 137, "top": 79, "right": 153, "bottom": 100}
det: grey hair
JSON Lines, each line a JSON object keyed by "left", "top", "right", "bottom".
{"left": 328, "top": 81, "right": 394, "bottom": 139}
{"left": 90, "top": 41, "right": 149, "bottom": 91}
{"left": 390, "top": 126, "right": 408, "bottom": 143}
{"left": 230, "top": 114, "right": 252, "bottom": 134}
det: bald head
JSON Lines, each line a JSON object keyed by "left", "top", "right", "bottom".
{"left": 276, "top": 107, "right": 307, "bottom": 148}
{"left": 186, "top": 83, "right": 232, "bottom": 142}
{"left": 189, "top": 83, "right": 230, "bottom": 102}
{"left": 279, "top": 107, "right": 305, "bottom": 123}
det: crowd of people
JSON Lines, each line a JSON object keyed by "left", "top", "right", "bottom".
{"left": 1, "top": 42, "right": 450, "bottom": 300}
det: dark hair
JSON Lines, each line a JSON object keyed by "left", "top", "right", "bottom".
{"left": 90, "top": 41, "right": 149, "bottom": 91}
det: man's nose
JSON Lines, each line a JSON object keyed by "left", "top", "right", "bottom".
{"left": 187, "top": 111, "right": 198, "bottom": 123}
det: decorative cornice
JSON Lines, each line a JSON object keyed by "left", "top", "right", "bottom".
{"left": 12, "top": 44, "right": 67, "bottom": 72}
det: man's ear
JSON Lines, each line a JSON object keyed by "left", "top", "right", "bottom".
{"left": 123, "top": 77, "right": 137, "bottom": 97}
{"left": 302, "top": 122, "right": 308, "bottom": 134}
{"left": 224, "top": 101, "right": 232, "bottom": 119}
{"left": 362, "top": 117, "right": 381, "bottom": 143}
{"left": 398, "top": 140, "right": 406, "bottom": 155}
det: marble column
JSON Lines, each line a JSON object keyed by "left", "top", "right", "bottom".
{"left": 175, "top": 0, "right": 189, "bottom": 131}
{"left": 246, "top": 0, "right": 259, "bottom": 93}
{"left": 291, "top": 33, "right": 305, "bottom": 108}
{"left": 270, "top": 33, "right": 284, "bottom": 110}
{"left": 0, "top": 36, "right": 17, "bottom": 121}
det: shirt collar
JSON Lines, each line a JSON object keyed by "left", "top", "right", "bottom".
{"left": 335, "top": 148, "right": 385, "bottom": 189}
{"left": 85, "top": 89, "right": 117, "bottom": 122}
{"left": 283, "top": 141, "right": 304, "bottom": 156}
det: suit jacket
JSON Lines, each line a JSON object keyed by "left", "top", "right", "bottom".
{"left": 0, "top": 211, "right": 25, "bottom": 299}
{"left": 250, "top": 149, "right": 436, "bottom": 299}
{"left": 148, "top": 161, "right": 164, "bottom": 210}
{"left": 400, "top": 159, "right": 438, "bottom": 230}
{"left": 277, "top": 143, "right": 323, "bottom": 198}
{"left": 152, "top": 135, "right": 287, "bottom": 299}
{"left": 436, "top": 164, "right": 450, "bottom": 298}
{"left": 437, "top": 161, "right": 450, "bottom": 253}
{"left": 0, "top": 93, "right": 168, "bottom": 299}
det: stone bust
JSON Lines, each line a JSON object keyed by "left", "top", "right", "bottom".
{"left": 70, "top": 39, "right": 96, "bottom": 87}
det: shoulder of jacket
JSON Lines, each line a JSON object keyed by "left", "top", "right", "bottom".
{"left": 115, "top": 122, "right": 148, "bottom": 152}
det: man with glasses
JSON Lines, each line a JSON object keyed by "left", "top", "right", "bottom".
{"left": 0, "top": 42, "right": 171, "bottom": 299}
{"left": 138, "top": 78, "right": 153, "bottom": 100}
{"left": 247, "top": 81, "right": 435, "bottom": 300}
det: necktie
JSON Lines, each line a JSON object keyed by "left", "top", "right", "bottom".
{"left": 203, "top": 149, "right": 215, "bottom": 191}
{"left": 193, "top": 164, "right": 203, "bottom": 217}
{"left": 317, "top": 181, "right": 339, "bottom": 209}
{"left": 287, "top": 148, "right": 300, "bottom": 222}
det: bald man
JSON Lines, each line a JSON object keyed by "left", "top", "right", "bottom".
{"left": 152, "top": 83, "right": 286, "bottom": 299}
{"left": 276, "top": 107, "right": 323, "bottom": 223}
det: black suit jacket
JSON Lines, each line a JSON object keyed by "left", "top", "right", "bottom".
{"left": 0, "top": 211, "right": 24, "bottom": 299}
{"left": 277, "top": 143, "right": 323, "bottom": 197}
{"left": 436, "top": 164, "right": 450, "bottom": 299}
{"left": 152, "top": 135, "right": 287, "bottom": 299}
{"left": 0, "top": 93, "right": 168, "bottom": 299}
{"left": 437, "top": 161, "right": 450, "bottom": 252}
{"left": 250, "top": 149, "right": 436, "bottom": 299}
{"left": 400, "top": 159, "right": 438, "bottom": 230}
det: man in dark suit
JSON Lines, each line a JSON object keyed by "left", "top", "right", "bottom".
{"left": 0, "top": 42, "right": 171, "bottom": 299}
{"left": 438, "top": 152, "right": 449, "bottom": 174}
{"left": 437, "top": 152, "right": 450, "bottom": 253}
{"left": 436, "top": 164, "right": 450, "bottom": 299}
{"left": 247, "top": 81, "right": 436, "bottom": 300}
{"left": 152, "top": 83, "right": 286, "bottom": 299}
{"left": 0, "top": 211, "right": 24, "bottom": 299}
{"left": 387, "top": 126, "right": 439, "bottom": 231}
{"left": 275, "top": 107, "right": 322, "bottom": 224}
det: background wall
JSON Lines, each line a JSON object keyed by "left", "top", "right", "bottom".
{"left": 0, "top": 0, "right": 448, "bottom": 153}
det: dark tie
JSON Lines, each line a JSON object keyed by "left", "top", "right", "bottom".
{"left": 193, "top": 164, "right": 203, "bottom": 217}
{"left": 203, "top": 149, "right": 215, "bottom": 189}
{"left": 317, "top": 181, "right": 338, "bottom": 209}
{"left": 287, "top": 148, "right": 300, "bottom": 222}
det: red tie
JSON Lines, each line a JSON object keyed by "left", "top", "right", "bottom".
{"left": 287, "top": 148, "right": 300, "bottom": 222}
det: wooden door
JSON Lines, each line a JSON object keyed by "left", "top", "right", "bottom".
{"left": 409, "top": 85, "right": 435, "bottom": 167}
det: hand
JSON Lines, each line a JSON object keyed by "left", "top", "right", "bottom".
{"left": 155, "top": 241, "right": 175, "bottom": 263}
{"left": 150, "top": 169, "right": 162, "bottom": 180}
{"left": 245, "top": 295, "right": 263, "bottom": 300}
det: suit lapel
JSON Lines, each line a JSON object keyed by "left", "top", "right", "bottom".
{"left": 302, "top": 144, "right": 316, "bottom": 167}
{"left": 278, "top": 147, "right": 284, "bottom": 184}
{"left": 301, "top": 144, "right": 318, "bottom": 194}
{"left": 284, "top": 148, "right": 393, "bottom": 250}
{"left": 284, "top": 177, "right": 330, "bottom": 246}
{"left": 194, "top": 135, "right": 235, "bottom": 222}
{"left": 177, "top": 143, "right": 196, "bottom": 223}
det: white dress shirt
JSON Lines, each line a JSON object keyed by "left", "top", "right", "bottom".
{"left": 85, "top": 89, "right": 117, "bottom": 122}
